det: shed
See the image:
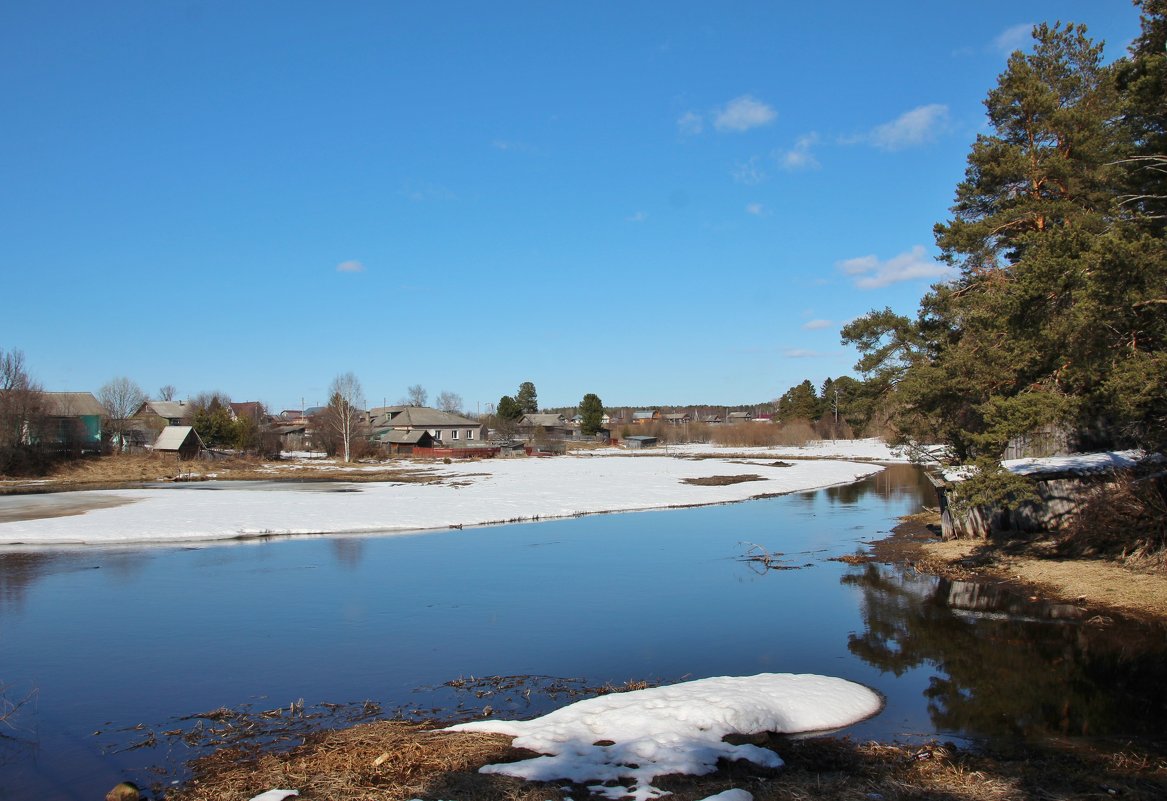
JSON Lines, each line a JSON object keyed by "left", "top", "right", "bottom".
{"left": 624, "top": 435, "right": 659, "bottom": 449}
{"left": 379, "top": 428, "right": 434, "bottom": 455}
{"left": 153, "top": 426, "right": 204, "bottom": 460}
{"left": 935, "top": 450, "right": 1152, "bottom": 539}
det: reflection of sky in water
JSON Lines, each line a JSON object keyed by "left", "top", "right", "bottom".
{"left": 1, "top": 465, "right": 1163, "bottom": 799}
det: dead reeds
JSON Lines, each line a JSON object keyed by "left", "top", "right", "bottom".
{"left": 162, "top": 722, "right": 1167, "bottom": 801}
{"left": 1056, "top": 472, "right": 1167, "bottom": 568}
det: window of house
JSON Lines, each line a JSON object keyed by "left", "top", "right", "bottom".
{"left": 466, "top": 429, "right": 474, "bottom": 440}
{"left": 451, "top": 429, "right": 458, "bottom": 439}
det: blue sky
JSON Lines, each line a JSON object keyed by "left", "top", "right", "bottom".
{"left": 1, "top": 1, "right": 1142, "bottom": 413}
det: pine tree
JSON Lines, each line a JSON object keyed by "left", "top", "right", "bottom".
{"left": 516, "top": 382, "right": 538, "bottom": 414}
{"left": 579, "top": 393, "right": 604, "bottom": 435}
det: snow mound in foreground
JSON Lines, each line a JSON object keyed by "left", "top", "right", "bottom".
{"left": 446, "top": 673, "right": 882, "bottom": 801}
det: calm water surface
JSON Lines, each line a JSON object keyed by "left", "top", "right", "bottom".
{"left": 1, "top": 464, "right": 1163, "bottom": 799}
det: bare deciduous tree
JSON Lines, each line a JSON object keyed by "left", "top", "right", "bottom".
{"left": 436, "top": 390, "right": 463, "bottom": 414}
{"left": 98, "top": 377, "right": 147, "bottom": 451}
{"left": 406, "top": 384, "right": 428, "bottom": 407}
{"left": 0, "top": 348, "right": 44, "bottom": 449}
{"left": 325, "top": 372, "right": 365, "bottom": 462}
{"left": 158, "top": 384, "right": 177, "bottom": 401}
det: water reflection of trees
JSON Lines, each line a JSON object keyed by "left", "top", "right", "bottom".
{"left": 820, "top": 464, "right": 936, "bottom": 507}
{"left": 330, "top": 538, "right": 366, "bottom": 569}
{"left": 0, "top": 550, "right": 151, "bottom": 614}
{"left": 0, "top": 552, "right": 70, "bottom": 613}
{"left": 844, "top": 564, "right": 1167, "bottom": 740}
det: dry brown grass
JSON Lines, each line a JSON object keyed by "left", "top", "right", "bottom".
{"left": 682, "top": 474, "right": 766, "bottom": 486}
{"left": 1056, "top": 473, "right": 1167, "bottom": 568}
{"left": 712, "top": 421, "right": 819, "bottom": 448}
{"left": 161, "top": 722, "right": 1167, "bottom": 801}
{"left": 880, "top": 509, "right": 1167, "bottom": 621}
{"left": 0, "top": 453, "right": 442, "bottom": 494}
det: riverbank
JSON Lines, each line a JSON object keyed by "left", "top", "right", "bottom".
{"left": 872, "top": 513, "right": 1167, "bottom": 622}
{"left": 165, "top": 714, "right": 1167, "bottom": 801}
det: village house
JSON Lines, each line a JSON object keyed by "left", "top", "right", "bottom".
{"left": 133, "top": 400, "right": 192, "bottom": 428}
{"left": 229, "top": 402, "right": 265, "bottom": 423}
{"left": 370, "top": 406, "right": 483, "bottom": 445}
{"left": 632, "top": 410, "right": 660, "bottom": 425}
{"left": 662, "top": 412, "right": 691, "bottom": 425}
{"left": 39, "top": 392, "right": 106, "bottom": 453}
{"left": 518, "top": 412, "right": 573, "bottom": 440}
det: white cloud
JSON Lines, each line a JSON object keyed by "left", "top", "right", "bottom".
{"left": 336, "top": 260, "right": 365, "bottom": 273}
{"left": 783, "top": 348, "right": 824, "bottom": 359}
{"left": 677, "top": 110, "right": 704, "bottom": 136}
{"left": 626, "top": 211, "right": 648, "bottom": 223}
{"left": 777, "top": 132, "right": 820, "bottom": 170}
{"left": 869, "top": 104, "right": 949, "bottom": 150}
{"left": 731, "top": 156, "right": 766, "bottom": 185}
{"left": 713, "top": 95, "right": 777, "bottom": 132}
{"left": 836, "top": 245, "right": 955, "bottom": 289}
{"left": 802, "top": 319, "right": 833, "bottom": 330}
{"left": 837, "top": 254, "right": 879, "bottom": 276}
{"left": 993, "top": 23, "right": 1033, "bottom": 53}
{"left": 745, "top": 202, "right": 765, "bottom": 216}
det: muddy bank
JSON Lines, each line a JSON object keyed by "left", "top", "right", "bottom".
{"left": 161, "top": 717, "right": 1167, "bottom": 801}
{"left": 869, "top": 512, "right": 1167, "bottom": 623}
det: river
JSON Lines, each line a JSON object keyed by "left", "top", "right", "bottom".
{"left": 1, "top": 464, "right": 1163, "bottom": 799}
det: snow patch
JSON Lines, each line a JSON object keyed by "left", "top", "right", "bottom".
{"left": 447, "top": 673, "right": 882, "bottom": 801}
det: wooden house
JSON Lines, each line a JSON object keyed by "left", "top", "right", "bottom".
{"left": 370, "top": 406, "right": 483, "bottom": 445}
{"left": 39, "top": 392, "right": 106, "bottom": 453}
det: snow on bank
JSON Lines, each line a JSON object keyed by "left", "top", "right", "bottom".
{"left": 942, "top": 449, "right": 1150, "bottom": 482}
{"left": 446, "top": 673, "right": 883, "bottom": 801}
{"left": 0, "top": 454, "right": 883, "bottom": 547}
{"left": 588, "top": 437, "right": 919, "bottom": 462}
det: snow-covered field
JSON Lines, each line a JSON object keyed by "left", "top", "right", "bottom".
{"left": 0, "top": 443, "right": 891, "bottom": 547}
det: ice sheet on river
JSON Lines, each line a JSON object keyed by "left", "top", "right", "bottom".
{"left": 0, "top": 453, "right": 883, "bottom": 546}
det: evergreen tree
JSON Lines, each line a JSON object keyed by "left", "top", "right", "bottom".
{"left": 516, "top": 381, "right": 538, "bottom": 414}
{"left": 1116, "top": 0, "right": 1167, "bottom": 231}
{"left": 497, "top": 395, "right": 522, "bottom": 421}
{"left": 776, "top": 380, "right": 822, "bottom": 422}
{"left": 845, "top": 17, "right": 1167, "bottom": 461}
{"left": 192, "top": 399, "right": 234, "bottom": 448}
{"left": 579, "top": 393, "right": 604, "bottom": 435}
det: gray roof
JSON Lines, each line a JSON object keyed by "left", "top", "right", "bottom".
{"left": 153, "top": 425, "right": 203, "bottom": 451}
{"left": 40, "top": 392, "right": 107, "bottom": 417}
{"left": 379, "top": 429, "right": 431, "bottom": 445}
{"left": 139, "top": 400, "right": 191, "bottom": 420}
{"left": 382, "top": 407, "right": 480, "bottom": 428}
{"left": 520, "top": 413, "right": 567, "bottom": 427}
